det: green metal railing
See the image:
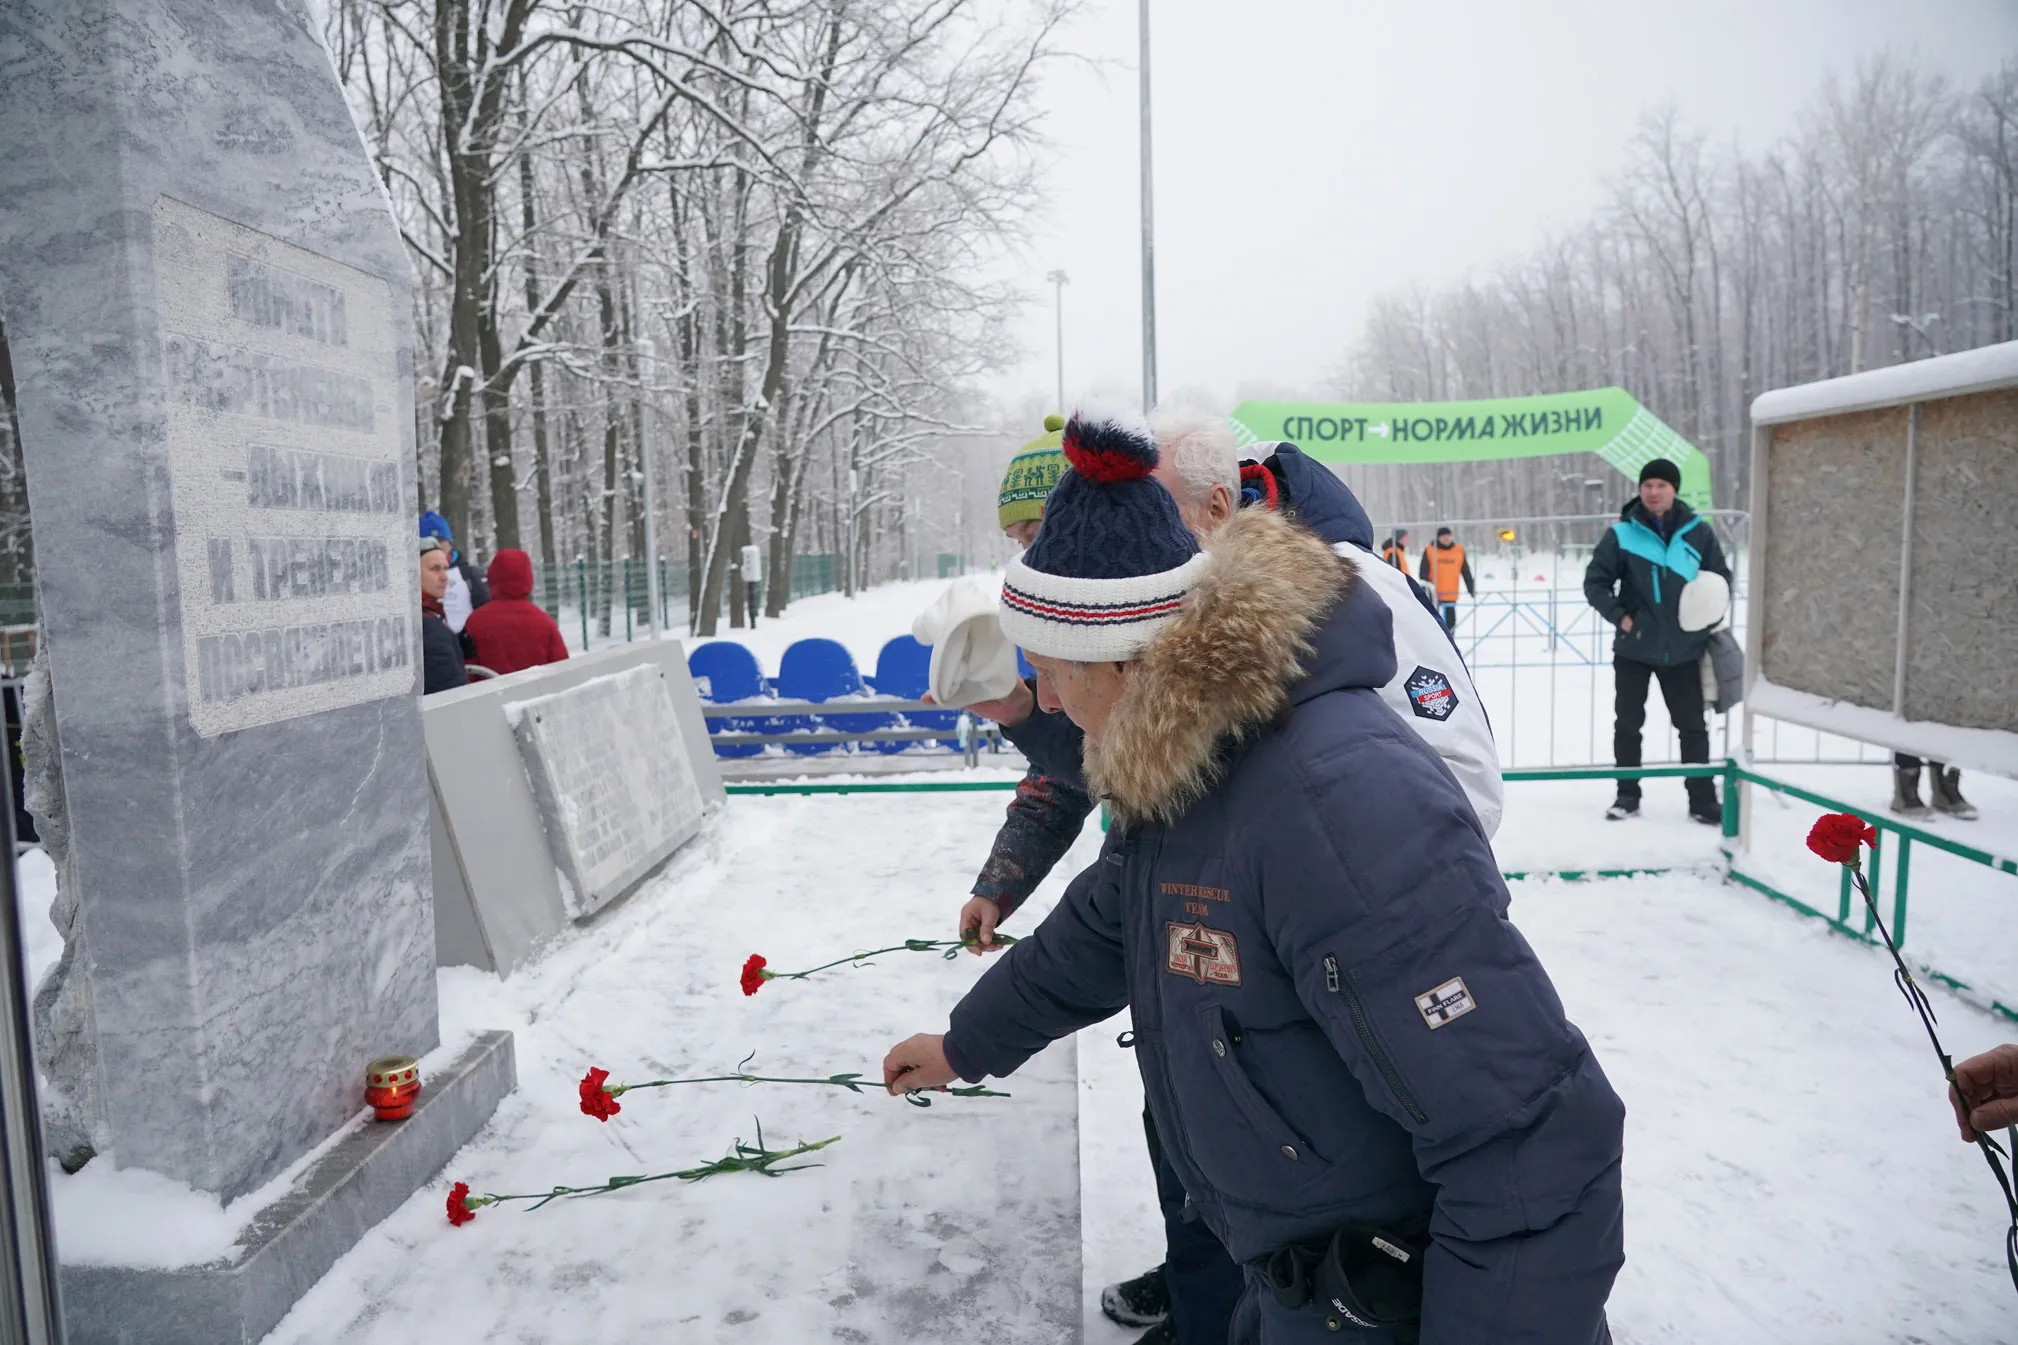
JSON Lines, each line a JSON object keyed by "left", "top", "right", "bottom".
{"left": 789, "top": 554, "right": 839, "bottom": 601}
{"left": 722, "top": 760, "right": 2016, "bottom": 1021}
{"left": 1724, "top": 765, "right": 2016, "bottom": 1021}
{"left": 726, "top": 780, "right": 1021, "bottom": 797}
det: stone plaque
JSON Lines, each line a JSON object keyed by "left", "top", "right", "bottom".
{"left": 153, "top": 195, "right": 416, "bottom": 737}
{"left": 509, "top": 664, "right": 707, "bottom": 918}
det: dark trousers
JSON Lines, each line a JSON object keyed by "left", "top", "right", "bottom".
{"left": 1145, "top": 1106, "right": 1243, "bottom": 1344}
{"left": 1893, "top": 753, "right": 1947, "bottom": 772}
{"left": 1439, "top": 602, "right": 1458, "bottom": 632}
{"left": 1613, "top": 657, "right": 1714, "bottom": 807}
{"left": 745, "top": 581, "right": 761, "bottom": 624}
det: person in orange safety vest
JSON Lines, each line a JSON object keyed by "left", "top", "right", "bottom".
{"left": 1418, "top": 526, "right": 1475, "bottom": 631}
{"left": 1379, "top": 528, "right": 1410, "bottom": 573}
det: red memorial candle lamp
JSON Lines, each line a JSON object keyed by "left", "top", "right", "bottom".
{"left": 365, "top": 1055, "right": 422, "bottom": 1121}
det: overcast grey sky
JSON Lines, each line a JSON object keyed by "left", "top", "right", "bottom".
{"left": 987, "top": 0, "right": 2018, "bottom": 418}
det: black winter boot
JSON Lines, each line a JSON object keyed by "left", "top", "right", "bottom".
{"left": 1100, "top": 1266, "right": 1169, "bottom": 1329}
{"left": 1892, "top": 762, "right": 1931, "bottom": 818}
{"left": 1687, "top": 784, "right": 1721, "bottom": 826}
{"left": 1931, "top": 765, "right": 1978, "bottom": 820}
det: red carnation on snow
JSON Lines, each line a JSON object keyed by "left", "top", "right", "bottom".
{"left": 741, "top": 954, "right": 772, "bottom": 996}
{"left": 578, "top": 1066, "right": 623, "bottom": 1121}
{"left": 446, "top": 1181, "right": 477, "bottom": 1227}
{"left": 1806, "top": 812, "right": 1877, "bottom": 866}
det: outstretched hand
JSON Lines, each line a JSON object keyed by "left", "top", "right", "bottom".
{"left": 883, "top": 1033, "right": 958, "bottom": 1097}
{"left": 1950, "top": 1044, "right": 2018, "bottom": 1141}
{"left": 959, "top": 897, "right": 1008, "bottom": 956}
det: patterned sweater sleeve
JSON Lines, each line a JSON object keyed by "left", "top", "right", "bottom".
{"left": 970, "top": 764, "right": 1096, "bottom": 921}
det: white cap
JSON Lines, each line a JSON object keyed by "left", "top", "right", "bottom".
{"left": 1678, "top": 571, "right": 1730, "bottom": 632}
{"left": 911, "top": 579, "right": 1022, "bottom": 707}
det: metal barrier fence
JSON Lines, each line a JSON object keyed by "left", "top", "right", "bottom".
{"left": 1374, "top": 510, "right": 1889, "bottom": 769}
{"left": 677, "top": 509, "right": 1890, "bottom": 774}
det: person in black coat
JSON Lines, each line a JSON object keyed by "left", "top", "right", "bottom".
{"left": 420, "top": 538, "right": 467, "bottom": 694}
{"left": 1582, "top": 458, "right": 1731, "bottom": 823}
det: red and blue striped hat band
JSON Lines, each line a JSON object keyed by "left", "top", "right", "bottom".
{"left": 999, "top": 551, "right": 1210, "bottom": 662}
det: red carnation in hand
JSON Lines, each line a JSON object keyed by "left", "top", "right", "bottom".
{"left": 446, "top": 1181, "right": 477, "bottom": 1227}
{"left": 578, "top": 1066, "right": 622, "bottom": 1121}
{"left": 740, "top": 954, "right": 772, "bottom": 996}
{"left": 1806, "top": 812, "right": 1876, "bottom": 866}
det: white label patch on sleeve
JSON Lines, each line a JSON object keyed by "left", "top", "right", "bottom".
{"left": 1415, "top": 977, "right": 1476, "bottom": 1029}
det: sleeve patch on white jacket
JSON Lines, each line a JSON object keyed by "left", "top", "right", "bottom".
{"left": 1404, "top": 666, "right": 1459, "bottom": 722}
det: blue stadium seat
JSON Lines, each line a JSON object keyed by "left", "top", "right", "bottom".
{"left": 872, "top": 634, "right": 930, "bottom": 699}
{"left": 871, "top": 635, "right": 956, "bottom": 753}
{"left": 686, "top": 641, "right": 770, "bottom": 759}
{"left": 776, "top": 638, "right": 879, "bottom": 755}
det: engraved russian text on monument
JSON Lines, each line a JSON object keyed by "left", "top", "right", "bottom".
{"left": 154, "top": 196, "right": 415, "bottom": 736}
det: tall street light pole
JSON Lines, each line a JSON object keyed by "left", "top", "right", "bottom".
{"left": 1045, "top": 268, "right": 1069, "bottom": 413}
{"left": 636, "top": 337, "right": 663, "bottom": 639}
{"left": 1138, "top": 0, "right": 1157, "bottom": 414}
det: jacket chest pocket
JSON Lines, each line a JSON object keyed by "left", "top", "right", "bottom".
{"left": 1169, "top": 1002, "right": 1333, "bottom": 1207}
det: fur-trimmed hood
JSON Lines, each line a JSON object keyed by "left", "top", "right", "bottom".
{"left": 1085, "top": 507, "right": 1397, "bottom": 828}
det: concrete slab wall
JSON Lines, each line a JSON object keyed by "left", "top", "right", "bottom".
{"left": 423, "top": 642, "right": 724, "bottom": 975}
{"left": 1903, "top": 388, "right": 2018, "bottom": 732}
{"left": 1750, "top": 348, "right": 2018, "bottom": 768}
{"left": 1758, "top": 406, "right": 1908, "bottom": 708}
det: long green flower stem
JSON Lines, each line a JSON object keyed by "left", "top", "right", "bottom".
{"left": 609, "top": 1067, "right": 1009, "bottom": 1109}
{"left": 767, "top": 935, "right": 1021, "bottom": 982}
{"left": 1846, "top": 862, "right": 2018, "bottom": 1294}
{"left": 464, "top": 1130, "right": 841, "bottom": 1214}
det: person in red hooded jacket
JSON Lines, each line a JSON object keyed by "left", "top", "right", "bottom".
{"left": 464, "top": 549, "right": 569, "bottom": 675}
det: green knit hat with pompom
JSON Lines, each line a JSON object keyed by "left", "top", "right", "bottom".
{"left": 997, "top": 414, "right": 1067, "bottom": 530}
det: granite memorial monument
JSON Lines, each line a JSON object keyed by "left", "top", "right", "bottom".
{"left": 0, "top": 1, "right": 514, "bottom": 1338}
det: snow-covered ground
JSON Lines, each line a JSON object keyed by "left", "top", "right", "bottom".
{"left": 30, "top": 573, "right": 2016, "bottom": 1341}
{"left": 28, "top": 787, "right": 1979, "bottom": 1344}
{"left": 254, "top": 790, "right": 1097, "bottom": 1344}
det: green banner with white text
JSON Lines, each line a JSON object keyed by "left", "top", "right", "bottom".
{"left": 1228, "top": 387, "right": 1711, "bottom": 510}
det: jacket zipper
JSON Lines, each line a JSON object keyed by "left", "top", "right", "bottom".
{"left": 1323, "top": 954, "right": 1428, "bottom": 1125}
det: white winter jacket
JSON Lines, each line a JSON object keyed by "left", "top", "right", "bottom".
{"left": 1336, "top": 542, "right": 1504, "bottom": 837}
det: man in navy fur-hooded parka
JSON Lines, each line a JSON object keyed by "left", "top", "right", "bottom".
{"left": 882, "top": 412, "right": 1625, "bottom": 1345}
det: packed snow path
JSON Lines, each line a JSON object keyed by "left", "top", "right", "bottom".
{"left": 255, "top": 789, "right": 2014, "bottom": 1345}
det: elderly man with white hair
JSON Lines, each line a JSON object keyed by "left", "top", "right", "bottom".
{"left": 1144, "top": 406, "right": 1502, "bottom": 837}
